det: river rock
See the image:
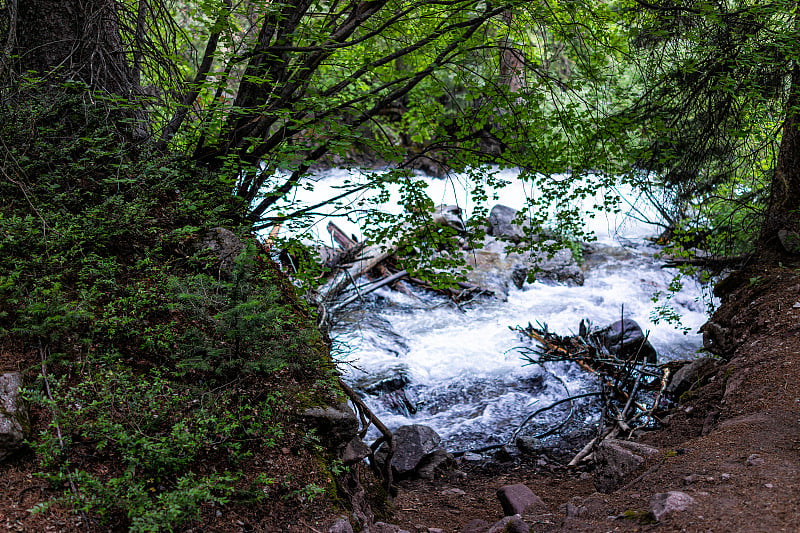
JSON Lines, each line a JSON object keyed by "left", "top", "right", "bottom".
{"left": 649, "top": 491, "right": 696, "bottom": 521}
{"left": 301, "top": 403, "right": 358, "bottom": 450}
{"left": 488, "top": 204, "right": 529, "bottom": 243}
{"left": 510, "top": 262, "right": 529, "bottom": 289}
{"left": 351, "top": 366, "right": 418, "bottom": 416}
{"left": 486, "top": 515, "right": 530, "bottom": 533}
{"left": 375, "top": 424, "right": 443, "bottom": 477}
{"left": 600, "top": 319, "right": 658, "bottom": 364}
{"left": 527, "top": 244, "right": 584, "bottom": 286}
{"left": 460, "top": 235, "right": 584, "bottom": 298}
{"left": 515, "top": 436, "right": 545, "bottom": 455}
{"left": 416, "top": 448, "right": 456, "bottom": 480}
{"left": 0, "top": 372, "right": 25, "bottom": 460}
{"left": 497, "top": 484, "right": 548, "bottom": 515}
{"left": 664, "top": 357, "right": 717, "bottom": 400}
{"left": 700, "top": 320, "right": 734, "bottom": 357}
{"left": 338, "top": 314, "right": 409, "bottom": 359}
{"left": 354, "top": 369, "right": 410, "bottom": 396}
{"left": 432, "top": 205, "right": 467, "bottom": 233}
{"left": 593, "top": 439, "right": 660, "bottom": 493}
{"left": 341, "top": 437, "right": 371, "bottom": 465}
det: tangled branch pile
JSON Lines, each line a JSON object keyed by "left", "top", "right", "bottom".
{"left": 513, "top": 320, "right": 687, "bottom": 465}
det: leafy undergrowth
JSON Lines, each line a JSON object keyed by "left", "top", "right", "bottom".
{"left": 0, "top": 85, "right": 347, "bottom": 531}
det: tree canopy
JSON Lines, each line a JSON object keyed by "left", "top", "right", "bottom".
{"left": 3, "top": 0, "right": 800, "bottom": 259}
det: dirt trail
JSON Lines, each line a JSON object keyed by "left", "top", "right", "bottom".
{"left": 389, "top": 265, "right": 800, "bottom": 532}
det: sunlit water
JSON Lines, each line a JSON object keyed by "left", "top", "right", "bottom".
{"left": 271, "top": 168, "right": 710, "bottom": 450}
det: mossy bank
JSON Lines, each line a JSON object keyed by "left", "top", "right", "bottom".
{"left": 0, "top": 85, "right": 357, "bottom": 531}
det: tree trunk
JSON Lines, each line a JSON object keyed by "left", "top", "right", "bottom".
{"left": 758, "top": 62, "right": 800, "bottom": 258}
{"left": 15, "top": 0, "right": 134, "bottom": 95}
{"left": 498, "top": 10, "right": 525, "bottom": 93}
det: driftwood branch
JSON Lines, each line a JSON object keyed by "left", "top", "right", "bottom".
{"left": 512, "top": 320, "right": 674, "bottom": 466}
{"left": 661, "top": 253, "right": 752, "bottom": 271}
{"left": 334, "top": 270, "right": 409, "bottom": 309}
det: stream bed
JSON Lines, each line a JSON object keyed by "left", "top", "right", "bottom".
{"left": 275, "top": 168, "right": 711, "bottom": 450}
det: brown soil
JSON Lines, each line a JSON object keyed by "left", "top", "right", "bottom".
{"left": 4, "top": 264, "right": 800, "bottom": 532}
{"left": 387, "top": 264, "right": 800, "bottom": 532}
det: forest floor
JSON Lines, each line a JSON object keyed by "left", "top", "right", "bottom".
{"left": 389, "top": 263, "right": 800, "bottom": 532}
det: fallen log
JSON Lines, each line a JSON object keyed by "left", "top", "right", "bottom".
{"left": 327, "top": 221, "right": 358, "bottom": 250}
{"left": 334, "top": 270, "right": 409, "bottom": 309}
{"left": 314, "top": 245, "right": 398, "bottom": 305}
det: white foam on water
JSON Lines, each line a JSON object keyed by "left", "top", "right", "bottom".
{"left": 273, "top": 167, "right": 709, "bottom": 448}
{"left": 269, "top": 167, "right": 661, "bottom": 245}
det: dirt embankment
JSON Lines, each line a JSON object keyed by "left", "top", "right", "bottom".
{"left": 387, "top": 265, "right": 800, "bottom": 532}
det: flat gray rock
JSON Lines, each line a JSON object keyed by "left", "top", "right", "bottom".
{"left": 593, "top": 439, "right": 660, "bottom": 493}
{"left": 650, "top": 491, "right": 696, "bottom": 521}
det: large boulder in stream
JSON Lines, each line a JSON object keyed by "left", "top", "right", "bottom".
{"left": 432, "top": 204, "right": 467, "bottom": 233}
{"left": 350, "top": 365, "right": 418, "bottom": 416}
{"left": 600, "top": 318, "right": 657, "bottom": 364}
{"left": 488, "top": 204, "right": 530, "bottom": 243}
{"left": 527, "top": 244, "right": 584, "bottom": 286}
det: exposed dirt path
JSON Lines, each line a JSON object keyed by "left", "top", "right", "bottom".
{"left": 388, "top": 265, "right": 800, "bottom": 532}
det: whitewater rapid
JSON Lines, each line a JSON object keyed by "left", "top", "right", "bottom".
{"left": 272, "top": 167, "right": 710, "bottom": 449}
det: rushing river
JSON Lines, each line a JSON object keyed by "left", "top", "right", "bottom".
{"left": 273, "top": 168, "right": 710, "bottom": 450}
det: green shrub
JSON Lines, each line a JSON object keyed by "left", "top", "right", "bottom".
{"left": 2, "top": 84, "right": 337, "bottom": 529}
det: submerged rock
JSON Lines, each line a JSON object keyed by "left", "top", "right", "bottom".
{"left": 460, "top": 235, "right": 584, "bottom": 299}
